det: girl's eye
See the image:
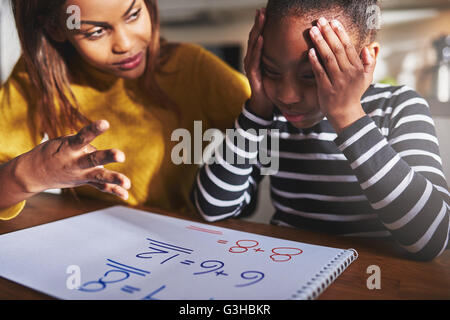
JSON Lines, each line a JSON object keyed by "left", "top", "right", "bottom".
{"left": 300, "top": 74, "right": 316, "bottom": 82}
{"left": 261, "top": 64, "right": 281, "bottom": 78}
{"left": 127, "top": 8, "right": 142, "bottom": 23}
{"left": 85, "top": 28, "right": 105, "bottom": 40}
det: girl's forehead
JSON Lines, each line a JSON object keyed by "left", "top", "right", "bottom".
{"left": 263, "top": 14, "right": 358, "bottom": 60}
{"left": 263, "top": 17, "right": 313, "bottom": 59}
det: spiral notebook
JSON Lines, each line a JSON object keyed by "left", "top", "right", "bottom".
{"left": 0, "top": 206, "right": 357, "bottom": 300}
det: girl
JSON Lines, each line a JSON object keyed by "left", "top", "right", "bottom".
{"left": 192, "top": 0, "right": 450, "bottom": 261}
{"left": 0, "top": 0, "right": 250, "bottom": 219}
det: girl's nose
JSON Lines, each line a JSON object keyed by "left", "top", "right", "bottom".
{"left": 276, "top": 78, "right": 301, "bottom": 107}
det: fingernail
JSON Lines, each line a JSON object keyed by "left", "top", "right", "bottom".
{"left": 311, "top": 26, "right": 320, "bottom": 35}
{"left": 97, "top": 120, "right": 109, "bottom": 131}
{"left": 116, "top": 153, "right": 125, "bottom": 163}
{"left": 318, "top": 17, "right": 328, "bottom": 26}
{"left": 309, "top": 48, "right": 316, "bottom": 57}
{"left": 123, "top": 178, "right": 131, "bottom": 190}
{"left": 331, "top": 20, "right": 341, "bottom": 29}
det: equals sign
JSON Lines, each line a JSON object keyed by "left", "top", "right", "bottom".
{"left": 180, "top": 260, "right": 195, "bottom": 266}
{"left": 121, "top": 285, "right": 141, "bottom": 294}
{"left": 217, "top": 240, "right": 228, "bottom": 244}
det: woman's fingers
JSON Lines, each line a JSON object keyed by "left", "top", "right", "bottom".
{"left": 78, "top": 148, "right": 125, "bottom": 169}
{"left": 89, "top": 182, "right": 130, "bottom": 200}
{"left": 68, "top": 120, "right": 109, "bottom": 150}
{"left": 86, "top": 168, "right": 131, "bottom": 191}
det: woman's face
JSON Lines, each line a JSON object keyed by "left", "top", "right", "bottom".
{"left": 62, "top": 0, "right": 152, "bottom": 79}
{"left": 261, "top": 15, "right": 361, "bottom": 129}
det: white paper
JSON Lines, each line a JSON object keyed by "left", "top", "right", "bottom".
{"left": 0, "top": 206, "right": 355, "bottom": 300}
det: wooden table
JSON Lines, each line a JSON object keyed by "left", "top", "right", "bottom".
{"left": 0, "top": 193, "right": 449, "bottom": 300}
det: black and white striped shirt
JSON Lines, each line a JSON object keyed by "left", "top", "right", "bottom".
{"left": 192, "top": 84, "right": 450, "bottom": 261}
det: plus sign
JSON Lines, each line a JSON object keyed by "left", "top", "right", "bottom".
{"left": 254, "top": 248, "right": 265, "bottom": 253}
{"left": 215, "top": 270, "right": 228, "bottom": 277}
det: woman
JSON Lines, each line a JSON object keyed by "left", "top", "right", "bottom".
{"left": 0, "top": 0, "right": 250, "bottom": 219}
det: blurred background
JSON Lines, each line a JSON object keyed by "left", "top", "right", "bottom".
{"left": 1, "top": 0, "right": 449, "bottom": 223}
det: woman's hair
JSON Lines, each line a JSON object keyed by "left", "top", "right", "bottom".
{"left": 266, "top": 0, "right": 380, "bottom": 45}
{"left": 11, "top": 0, "right": 176, "bottom": 139}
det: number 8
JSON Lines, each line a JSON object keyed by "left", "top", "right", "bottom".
{"left": 270, "top": 247, "right": 303, "bottom": 262}
{"left": 229, "top": 240, "right": 259, "bottom": 254}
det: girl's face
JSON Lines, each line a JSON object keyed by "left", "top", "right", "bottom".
{"left": 63, "top": 0, "right": 152, "bottom": 79}
{"left": 261, "top": 15, "right": 360, "bottom": 129}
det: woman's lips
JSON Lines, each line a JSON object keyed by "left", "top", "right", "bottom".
{"left": 115, "top": 51, "right": 144, "bottom": 71}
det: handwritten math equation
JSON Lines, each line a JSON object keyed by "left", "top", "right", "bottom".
{"left": 76, "top": 233, "right": 303, "bottom": 299}
{"left": 224, "top": 239, "right": 303, "bottom": 262}
{"left": 186, "top": 224, "right": 304, "bottom": 263}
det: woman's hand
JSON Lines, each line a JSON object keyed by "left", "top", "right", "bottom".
{"left": 308, "top": 17, "right": 376, "bottom": 133}
{"left": 16, "top": 120, "right": 131, "bottom": 200}
{"left": 244, "top": 8, "right": 274, "bottom": 120}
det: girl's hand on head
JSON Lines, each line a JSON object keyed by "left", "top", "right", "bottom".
{"left": 244, "top": 8, "right": 274, "bottom": 120}
{"left": 18, "top": 120, "right": 131, "bottom": 200}
{"left": 308, "top": 18, "right": 376, "bottom": 133}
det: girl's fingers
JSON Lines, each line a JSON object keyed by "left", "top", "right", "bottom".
{"left": 309, "top": 26, "right": 340, "bottom": 81}
{"left": 309, "top": 48, "right": 332, "bottom": 89}
{"left": 69, "top": 120, "right": 109, "bottom": 150}
{"left": 330, "top": 20, "right": 361, "bottom": 67}
{"left": 248, "top": 10, "right": 262, "bottom": 50}
{"left": 78, "top": 148, "right": 125, "bottom": 169}
{"left": 249, "top": 35, "right": 264, "bottom": 84}
{"left": 86, "top": 168, "right": 131, "bottom": 190}
{"left": 317, "top": 18, "right": 352, "bottom": 72}
{"left": 89, "top": 182, "right": 129, "bottom": 200}
{"left": 245, "top": 10, "right": 265, "bottom": 66}
{"left": 361, "top": 47, "right": 376, "bottom": 75}
{"left": 244, "top": 11, "right": 260, "bottom": 71}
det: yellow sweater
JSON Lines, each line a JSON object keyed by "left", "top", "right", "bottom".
{"left": 0, "top": 43, "right": 251, "bottom": 220}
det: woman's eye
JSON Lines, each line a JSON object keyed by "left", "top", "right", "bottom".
{"left": 127, "top": 8, "right": 142, "bottom": 23}
{"left": 85, "top": 28, "right": 105, "bottom": 40}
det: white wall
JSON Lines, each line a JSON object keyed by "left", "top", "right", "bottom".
{"left": 434, "top": 118, "right": 450, "bottom": 182}
{"left": 0, "top": 0, "right": 21, "bottom": 84}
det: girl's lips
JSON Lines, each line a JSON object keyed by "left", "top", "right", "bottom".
{"left": 115, "top": 52, "right": 144, "bottom": 71}
{"left": 282, "top": 112, "right": 308, "bottom": 123}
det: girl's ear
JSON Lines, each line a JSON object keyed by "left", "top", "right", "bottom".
{"left": 366, "top": 42, "right": 380, "bottom": 60}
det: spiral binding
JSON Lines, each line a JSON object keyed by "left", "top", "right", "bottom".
{"left": 290, "top": 248, "right": 358, "bottom": 300}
